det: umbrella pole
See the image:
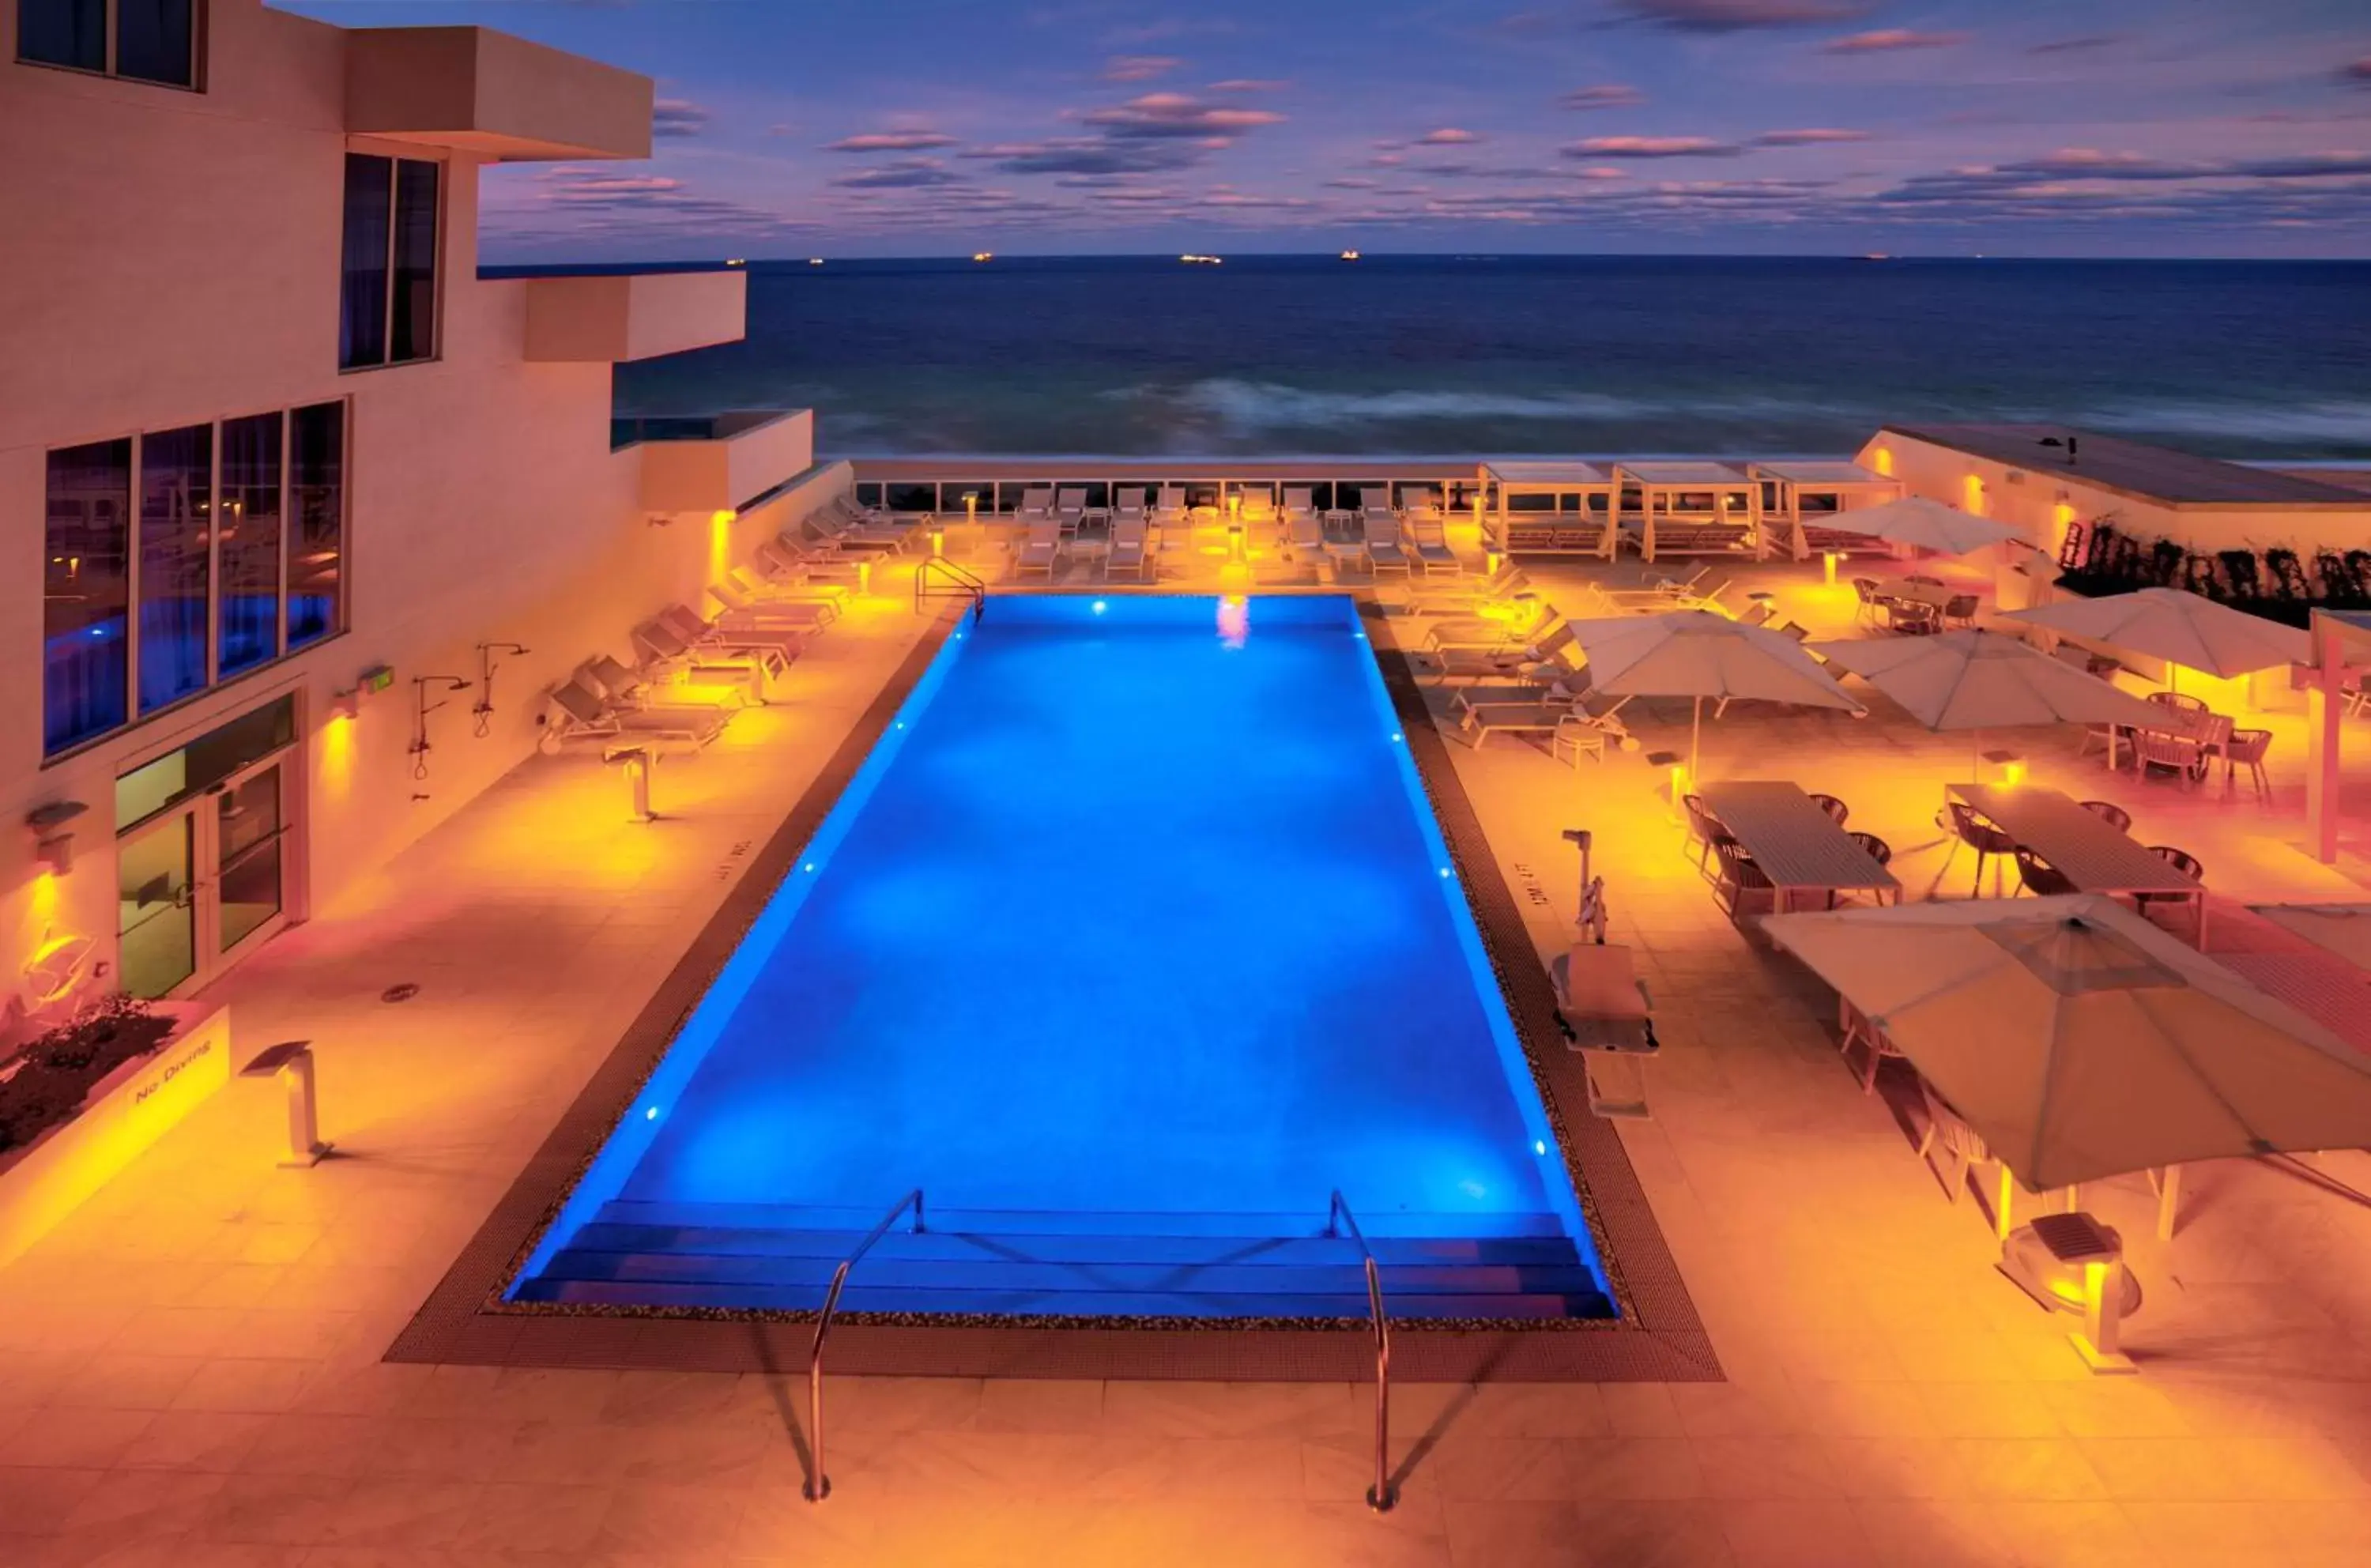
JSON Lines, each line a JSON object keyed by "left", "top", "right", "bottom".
{"left": 1691, "top": 695, "right": 1702, "bottom": 790}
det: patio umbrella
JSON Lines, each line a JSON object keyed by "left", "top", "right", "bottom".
{"left": 2001, "top": 587, "right": 2310, "bottom": 684}
{"left": 1806, "top": 628, "right": 2166, "bottom": 773}
{"left": 1570, "top": 609, "right": 1864, "bottom": 780}
{"left": 1762, "top": 895, "right": 2371, "bottom": 1190}
{"left": 1815, "top": 497, "right": 2023, "bottom": 557}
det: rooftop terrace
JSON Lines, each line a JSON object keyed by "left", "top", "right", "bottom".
{"left": 1884, "top": 424, "right": 2371, "bottom": 508}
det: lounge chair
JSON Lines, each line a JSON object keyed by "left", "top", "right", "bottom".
{"left": 1285, "top": 511, "right": 1326, "bottom": 559}
{"left": 1054, "top": 488, "right": 1087, "bottom": 535}
{"left": 1324, "top": 516, "right": 1372, "bottom": 576}
{"left": 1017, "top": 487, "right": 1056, "bottom": 526}
{"left": 1235, "top": 487, "right": 1276, "bottom": 526}
{"left": 726, "top": 564, "right": 849, "bottom": 609}
{"left": 1459, "top": 698, "right": 1627, "bottom": 760}
{"left": 798, "top": 510, "right": 900, "bottom": 557}
{"left": 1152, "top": 486, "right": 1187, "bottom": 527}
{"left": 1408, "top": 515, "right": 1461, "bottom": 575}
{"left": 1282, "top": 486, "right": 1315, "bottom": 525}
{"left": 1106, "top": 516, "right": 1152, "bottom": 581}
{"left": 758, "top": 537, "right": 867, "bottom": 586}
{"left": 1421, "top": 598, "right": 1555, "bottom": 653}
{"left": 583, "top": 653, "right": 744, "bottom": 712}
{"left": 1407, "top": 563, "right": 1528, "bottom": 614}
{"left": 1649, "top": 564, "right": 1710, "bottom": 596}
{"left": 1014, "top": 519, "right": 1064, "bottom": 579}
{"left": 1400, "top": 487, "right": 1442, "bottom": 524}
{"left": 654, "top": 603, "right": 804, "bottom": 662}
{"left": 542, "top": 673, "right": 726, "bottom": 751}
{"left": 1427, "top": 621, "right": 1578, "bottom": 687}
{"left": 707, "top": 581, "right": 836, "bottom": 629}
{"left": 1114, "top": 489, "right": 1148, "bottom": 526}
{"left": 1737, "top": 601, "right": 1773, "bottom": 628}
{"left": 818, "top": 496, "right": 915, "bottom": 552}
{"left": 1363, "top": 511, "right": 1415, "bottom": 575}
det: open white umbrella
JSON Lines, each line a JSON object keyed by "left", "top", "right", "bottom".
{"left": 1570, "top": 609, "right": 1864, "bottom": 779}
{"left": 1818, "top": 496, "right": 2024, "bottom": 557}
{"left": 2001, "top": 586, "right": 2310, "bottom": 683}
{"left": 1762, "top": 895, "right": 2371, "bottom": 1190}
{"left": 1807, "top": 628, "right": 2167, "bottom": 773}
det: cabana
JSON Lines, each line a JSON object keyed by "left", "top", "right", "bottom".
{"left": 1613, "top": 462, "right": 1763, "bottom": 564}
{"left": 1747, "top": 461, "right": 1902, "bottom": 562}
{"left": 1479, "top": 462, "right": 1617, "bottom": 560}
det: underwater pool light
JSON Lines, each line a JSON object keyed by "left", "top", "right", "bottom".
{"left": 1091, "top": 600, "right": 1108, "bottom": 615}
{"left": 1533, "top": 1140, "right": 1547, "bottom": 1155}
{"left": 804, "top": 862, "right": 816, "bottom": 873}
{"left": 644, "top": 1106, "right": 659, "bottom": 1121}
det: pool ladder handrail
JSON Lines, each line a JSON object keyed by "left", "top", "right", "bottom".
{"left": 1326, "top": 1189, "right": 1397, "bottom": 1513}
{"left": 915, "top": 555, "right": 986, "bottom": 620}
{"left": 804, "top": 1187, "right": 925, "bottom": 1502}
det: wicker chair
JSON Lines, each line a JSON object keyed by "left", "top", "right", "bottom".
{"left": 2147, "top": 689, "right": 2208, "bottom": 718}
{"left": 1807, "top": 793, "right": 1849, "bottom": 825}
{"left": 2134, "top": 729, "right": 2206, "bottom": 786}
{"left": 2223, "top": 728, "right": 2273, "bottom": 801}
{"left": 1847, "top": 831, "right": 1891, "bottom": 867}
{"left": 1942, "top": 594, "right": 1981, "bottom": 630}
{"left": 2078, "top": 798, "right": 2132, "bottom": 833}
{"left": 1889, "top": 600, "right": 1943, "bottom": 636}
{"left": 1940, "top": 799, "right": 2019, "bottom": 895}
{"left": 1682, "top": 793, "right": 1721, "bottom": 873}
{"left": 1712, "top": 840, "right": 1777, "bottom": 920}
{"left": 2136, "top": 845, "right": 2206, "bottom": 937}
{"left": 2014, "top": 848, "right": 2078, "bottom": 897}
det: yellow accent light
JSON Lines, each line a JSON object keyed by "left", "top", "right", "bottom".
{"left": 29, "top": 869, "right": 60, "bottom": 928}
{"left": 963, "top": 492, "right": 978, "bottom": 523}
{"left": 1823, "top": 550, "right": 1844, "bottom": 586}
{"left": 1963, "top": 474, "right": 1986, "bottom": 515}
{"left": 708, "top": 510, "right": 734, "bottom": 587}
{"left": 1872, "top": 445, "right": 1894, "bottom": 477}
{"left": 319, "top": 706, "right": 357, "bottom": 801}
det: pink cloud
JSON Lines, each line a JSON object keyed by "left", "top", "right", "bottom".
{"left": 1563, "top": 135, "right": 1743, "bottom": 159}
{"left": 1562, "top": 84, "right": 1647, "bottom": 110}
{"left": 1417, "top": 128, "right": 1482, "bottom": 145}
{"left": 1102, "top": 55, "right": 1182, "bottom": 83}
{"left": 1823, "top": 29, "right": 1970, "bottom": 55}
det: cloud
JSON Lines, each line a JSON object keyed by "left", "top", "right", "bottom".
{"left": 824, "top": 130, "right": 960, "bottom": 153}
{"left": 1416, "top": 128, "right": 1483, "bottom": 145}
{"left": 1207, "top": 77, "right": 1289, "bottom": 92}
{"left": 1101, "top": 55, "right": 1182, "bottom": 82}
{"left": 2028, "top": 35, "right": 2120, "bottom": 56}
{"left": 1872, "top": 149, "right": 2371, "bottom": 220}
{"left": 520, "top": 166, "right": 799, "bottom": 235}
{"left": 1823, "top": 28, "right": 1970, "bottom": 55}
{"left": 964, "top": 138, "right": 1208, "bottom": 176}
{"left": 650, "top": 99, "right": 709, "bottom": 138}
{"left": 1076, "top": 92, "right": 1287, "bottom": 139}
{"left": 828, "top": 158, "right": 965, "bottom": 190}
{"left": 1610, "top": 0, "right": 1876, "bottom": 32}
{"left": 1752, "top": 126, "right": 1872, "bottom": 145}
{"left": 1562, "top": 83, "right": 1646, "bottom": 110}
{"left": 1563, "top": 135, "right": 1743, "bottom": 158}
{"left": 1325, "top": 176, "right": 1382, "bottom": 189}
{"left": 2345, "top": 58, "right": 2371, "bottom": 86}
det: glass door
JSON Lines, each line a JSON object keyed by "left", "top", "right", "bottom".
{"left": 213, "top": 760, "right": 286, "bottom": 957}
{"left": 117, "top": 813, "right": 196, "bottom": 999}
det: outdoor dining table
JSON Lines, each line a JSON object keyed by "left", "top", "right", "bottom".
{"left": 1696, "top": 781, "right": 1902, "bottom": 912}
{"left": 1879, "top": 578, "right": 1959, "bottom": 609}
{"left": 1950, "top": 783, "right": 2210, "bottom": 944}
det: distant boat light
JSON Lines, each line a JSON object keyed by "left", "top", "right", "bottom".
{"left": 1340, "top": 249, "right": 1361, "bottom": 261}
{"left": 972, "top": 251, "right": 993, "bottom": 262}
{"left": 809, "top": 257, "right": 825, "bottom": 266}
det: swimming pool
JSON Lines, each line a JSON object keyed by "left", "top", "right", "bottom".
{"left": 512, "top": 594, "right": 1610, "bottom": 1321}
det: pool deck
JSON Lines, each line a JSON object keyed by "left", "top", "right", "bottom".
{"left": 5, "top": 543, "right": 2371, "bottom": 1564}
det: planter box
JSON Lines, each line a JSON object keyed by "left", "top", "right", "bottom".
{"left": 0, "top": 1004, "right": 232, "bottom": 1268}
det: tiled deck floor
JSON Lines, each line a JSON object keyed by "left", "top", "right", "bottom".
{"left": 5, "top": 545, "right": 2371, "bottom": 1566}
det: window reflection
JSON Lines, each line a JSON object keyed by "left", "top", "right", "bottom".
{"left": 43, "top": 439, "right": 132, "bottom": 753}
{"left": 138, "top": 423, "right": 212, "bottom": 714}
{"left": 218, "top": 412, "right": 284, "bottom": 677}
{"left": 288, "top": 402, "right": 345, "bottom": 648}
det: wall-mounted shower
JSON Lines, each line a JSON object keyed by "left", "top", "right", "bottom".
{"left": 472, "top": 643, "right": 531, "bottom": 737}
{"left": 409, "top": 674, "right": 473, "bottom": 784}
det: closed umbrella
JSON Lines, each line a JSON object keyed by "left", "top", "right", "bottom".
{"left": 1807, "top": 628, "right": 2167, "bottom": 772}
{"left": 2002, "top": 587, "right": 2309, "bottom": 684}
{"left": 1762, "top": 895, "right": 2371, "bottom": 1190}
{"left": 1817, "top": 497, "right": 2024, "bottom": 557}
{"left": 1570, "top": 609, "right": 1864, "bottom": 780}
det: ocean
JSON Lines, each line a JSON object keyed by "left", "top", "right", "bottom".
{"left": 499, "top": 255, "right": 2371, "bottom": 462}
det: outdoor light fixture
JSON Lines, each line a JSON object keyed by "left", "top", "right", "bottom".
{"left": 1983, "top": 748, "right": 2027, "bottom": 786}
{"left": 2000, "top": 1212, "right": 2138, "bottom": 1374}
{"left": 25, "top": 800, "right": 88, "bottom": 877}
{"left": 328, "top": 689, "right": 360, "bottom": 722}
{"left": 1823, "top": 550, "right": 1845, "bottom": 586}
{"left": 963, "top": 492, "right": 978, "bottom": 523}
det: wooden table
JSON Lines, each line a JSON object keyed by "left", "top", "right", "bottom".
{"left": 1951, "top": 783, "right": 2209, "bottom": 944}
{"left": 1697, "top": 781, "right": 1902, "bottom": 912}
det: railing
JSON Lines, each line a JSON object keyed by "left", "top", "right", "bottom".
{"left": 914, "top": 555, "right": 986, "bottom": 620}
{"left": 805, "top": 1188, "right": 925, "bottom": 1502}
{"left": 1326, "top": 1190, "right": 1397, "bottom": 1513}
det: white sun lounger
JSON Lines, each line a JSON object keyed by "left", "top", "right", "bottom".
{"left": 1106, "top": 517, "right": 1152, "bottom": 581}
{"left": 759, "top": 537, "right": 867, "bottom": 586}
{"left": 543, "top": 674, "right": 726, "bottom": 750}
{"left": 1018, "top": 487, "right": 1056, "bottom": 526}
{"left": 1408, "top": 563, "right": 1529, "bottom": 613}
{"left": 1459, "top": 699, "right": 1627, "bottom": 760}
{"left": 1054, "top": 488, "right": 1087, "bottom": 534}
{"left": 1282, "top": 486, "right": 1315, "bottom": 522}
{"left": 727, "top": 564, "right": 849, "bottom": 608}
{"left": 1408, "top": 515, "right": 1461, "bottom": 575}
{"left": 1363, "top": 511, "right": 1415, "bottom": 575}
{"left": 654, "top": 604, "right": 804, "bottom": 662}
{"left": 707, "top": 581, "right": 837, "bottom": 628}
{"left": 1425, "top": 621, "right": 1578, "bottom": 685}
{"left": 583, "top": 653, "right": 744, "bottom": 712}
{"left": 1421, "top": 599, "right": 1555, "bottom": 653}
{"left": 1014, "top": 519, "right": 1064, "bottom": 579}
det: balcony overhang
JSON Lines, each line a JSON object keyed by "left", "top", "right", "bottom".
{"left": 619, "top": 411, "right": 817, "bottom": 515}
{"left": 523, "top": 273, "right": 745, "bottom": 364}
{"left": 346, "top": 27, "right": 653, "bottom": 162}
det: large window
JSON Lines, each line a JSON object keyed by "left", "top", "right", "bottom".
{"left": 340, "top": 153, "right": 439, "bottom": 371}
{"left": 17, "top": 0, "right": 199, "bottom": 88}
{"left": 40, "top": 403, "right": 345, "bottom": 758}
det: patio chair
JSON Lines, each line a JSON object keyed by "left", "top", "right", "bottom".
{"left": 1851, "top": 578, "right": 1885, "bottom": 628}
{"left": 1017, "top": 487, "right": 1056, "bottom": 526}
{"left": 1915, "top": 1079, "right": 1992, "bottom": 1203}
{"left": 1282, "top": 486, "right": 1315, "bottom": 522}
{"left": 2195, "top": 712, "right": 2235, "bottom": 772}
{"left": 2147, "top": 689, "right": 2209, "bottom": 718}
{"left": 1940, "top": 799, "right": 2019, "bottom": 896}
{"left": 1846, "top": 831, "right": 1892, "bottom": 869}
{"left": 2346, "top": 675, "right": 2369, "bottom": 719}
{"left": 1105, "top": 516, "right": 1152, "bottom": 581}
{"left": 818, "top": 496, "right": 915, "bottom": 552}
{"left": 1942, "top": 594, "right": 1981, "bottom": 630}
{"left": 1013, "top": 520, "right": 1063, "bottom": 579}
{"left": 1823, "top": 831, "right": 1894, "bottom": 908}
{"left": 1711, "top": 840, "right": 1777, "bottom": 921}
{"left": 1682, "top": 794, "right": 1722, "bottom": 873}
{"left": 1054, "top": 488, "right": 1087, "bottom": 534}
{"left": 2013, "top": 848, "right": 2079, "bottom": 898}
{"left": 2135, "top": 845, "right": 2206, "bottom": 936}
{"left": 1408, "top": 516, "right": 1462, "bottom": 575}
{"left": 541, "top": 673, "right": 726, "bottom": 751}
{"left": 1363, "top": 511, "right": 1415, "bottom": 575}
{"left": 2134, "top": 729, "right": 2207, "bottom": 786}
{"left": 2078, "top": 799, "right": 2133, "bottom": 833}
{"left": 1737, "top": 601, "right": 1774, "bottom": 629}
{"left": 1807, "top": 793, "right": 1849, "bottom": 825}
{"left": 1235, "top": 487, "right": 1276, "bottom": 526}
{"left": 1889, "top": 599, "right": 1943, "bottom": 635}
{"left": 1457, "top": 697, "right": 1617, "bottom": 758}
{"left": 1838, "top": 997, "right": 1905, "bottom": 1095}
{"left": 2224, "top": 728, "right": 2272, "bottom": 800}
{"left": 1152, "top": 486, "right": 1188, "bottom": 527}
{"left": 1113, "top": 489, "right": 1149, "bottom": 526}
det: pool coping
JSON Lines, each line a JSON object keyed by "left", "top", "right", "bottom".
{"left": 387, "top": 594, "right": 1720, "bottom": 1382}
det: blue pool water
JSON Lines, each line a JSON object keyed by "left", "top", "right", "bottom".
{"left": 514, "top": 595, "right": 1607, "bottom": 1317}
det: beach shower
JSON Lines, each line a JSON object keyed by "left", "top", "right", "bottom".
{"left": 472, "top": 643, "right": 531, "bottom": 737}
{"left": 409, "top": 675, "right": 472, "bottom": 783}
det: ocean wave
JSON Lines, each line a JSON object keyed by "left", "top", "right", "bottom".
{"left": 1140, "top": 379, "right": 1875, "bottom": 432}
{"left": 2072, "top": 400, "right": 2371, "bottom": 444}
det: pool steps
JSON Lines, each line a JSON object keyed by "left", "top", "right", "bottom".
{"left": 514, "top": 1200, "right": 1614, "bottom": 1319}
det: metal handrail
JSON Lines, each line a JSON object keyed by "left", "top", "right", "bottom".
{"left": 804, "top": 1188, "right": 924, "bottom": 1502}
{"left": 1327, "top": 1190, "right": 1397, "bottom": 1512}
{"left": 914, "top": 555, "right": 986, "bottom": 618}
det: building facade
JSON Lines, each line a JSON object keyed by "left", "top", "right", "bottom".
{"left": 3, "top": 1, "right": 810, "bottom": 1031}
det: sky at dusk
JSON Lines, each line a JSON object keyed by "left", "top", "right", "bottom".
{"left": 289, "top": 1, "right": 2371, "bottom": 260}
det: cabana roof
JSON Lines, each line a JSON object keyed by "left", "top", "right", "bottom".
{"left": 1750, "top": 460, "right": 1890, "bottom": 487}
{"left": 1483, "top": 461, "right": 1613, "bottom": 487}
{"left": 1618, "top": 461, "right": 1752, "bottom": 487}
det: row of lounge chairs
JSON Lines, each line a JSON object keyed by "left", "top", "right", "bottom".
{"left": 1393, "top": 589, "right": 1634, "bottom": 762}
{"left": 538, "top": 493, "right": 893, "bottom": 752}
{"left": 1007, "top": 484, "right": 1466, "bottom": 581}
